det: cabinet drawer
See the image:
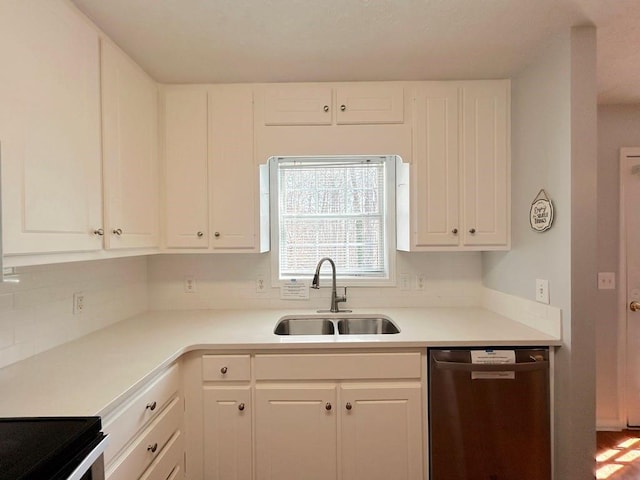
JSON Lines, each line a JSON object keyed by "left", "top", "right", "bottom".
{"left": 202, "top": 354, "right": 251, "bottom": 381}
{"left": 103, "top": 364, "right": 180, "bottom": 465}
{"left": 106, "top": 396, "right": 182, "bottom": 480}
{"left": 139, "top": 430, "right": 184, "bottom": 480}
{"left": 254, "top": 352, "right": 421, "bottom": 380}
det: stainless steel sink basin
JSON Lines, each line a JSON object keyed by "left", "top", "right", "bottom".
{"left": 337, "top": 316, "right": 400, "bottom": 335}
{"left": 274, "top": 315, "right": 399, "bottom": 335}
{"left": 274, "top": 317, "right": 335, "bottom": 335}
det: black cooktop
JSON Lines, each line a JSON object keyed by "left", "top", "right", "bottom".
{"left": 0, "top": 417, "right": 103, "bottom": 480}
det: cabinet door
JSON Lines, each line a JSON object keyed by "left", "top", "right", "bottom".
{"left": 203, "top": 386, "right": 252, "bottom": 480}
{"left": 412, "top": 84, "right": 460, "bottom": 247}
{"left": 263, "top": 85, "right": 333, "bottom": 125}
{"left": 340, "top": 384, "right": 423, "bottom": 480}
{"left": 0, "top": 0, "right": 103, "bottom": 254}
{"left": 209, "top": 85, "right": 257, "bottom": 251}
{"left": 335, "top": 84, "right": 404, "bottom": 124}
{"left": 163, "top": 87, "right": 209, "bottom": 248}
{"left": 461, "top": 81, "right": 509, "bottom": 247}
{"left": 101, "top": 40, "right": 159, "bottom": 249}
{"left": 255, "top": 385, "right": 337, "bottom": 480}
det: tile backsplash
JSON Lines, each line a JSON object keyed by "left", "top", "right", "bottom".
{"left": 147, "top": 251, "right": 483, "bottom": 311}
{"left": 0, "top": 257, "right": 148, "bottom": 369}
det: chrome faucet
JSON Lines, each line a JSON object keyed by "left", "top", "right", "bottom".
{"left": 311, "top": 257, "right": 348, "bottom": 313}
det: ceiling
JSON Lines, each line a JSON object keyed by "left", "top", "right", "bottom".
{"left": 70, "top": 0, "right": 640, "bottom": 104}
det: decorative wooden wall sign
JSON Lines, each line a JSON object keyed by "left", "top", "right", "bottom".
{"left": 530, "top": 189, "right": 554, "bottom": 232}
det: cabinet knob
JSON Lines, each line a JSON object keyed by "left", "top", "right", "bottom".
{"left": 325, "top": 402, "right": 332, "bottom": 411}
{"left": 238, "top": 403, "right": 245, "bottom": 411}
{"left": 147, "top": 443, "right": 158, "bottom": 453}
{"left": 93, "top": 228, "right": 104, "bottom": 236}
{"left": 469, "top": 228, "right": 476, "bottom": 235}
{"left": 323, "top": 105, "right": 329, "bottom": 112}
{"left": 346, "top": 402, "right": 352, "bottom": 411}
{"left": 631, "top": 301, "right": 640, "bottom": 312}
{"left": 340, "top": 104, "right": 346, "bottom": 112}
{"left": 146, "top": 401, "right": 157, "bottom": 411}
{"left": 197, "top": 231, "right": 204, "bottom": 238}
{"left": 214, "top": 232, "right": 221, "bottom": 238}
{"left": 112, "top": 228, "right": 123, "bottom": 236}
{"left": 220, "top": 366, "right": 228, "bottom": 374}
{"left": 451, "top": 228, "right": 458, "bottom": 235}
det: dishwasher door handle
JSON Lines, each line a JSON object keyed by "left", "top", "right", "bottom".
{"left": 432, "top": 358, "right": 549, "bottom": 372}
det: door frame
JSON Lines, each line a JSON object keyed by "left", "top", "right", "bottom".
{"left": 619, "top": 147, "right": 640, "bottom": 428}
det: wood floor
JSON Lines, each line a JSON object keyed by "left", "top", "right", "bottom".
{"left": 597, "top": 430, "right": 640, "bottom": 479}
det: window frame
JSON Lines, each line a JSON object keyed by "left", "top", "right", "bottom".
{"left": 269, "top": 155, "right": 397, "bottom": 287}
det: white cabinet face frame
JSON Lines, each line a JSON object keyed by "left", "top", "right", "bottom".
{"left": 0, "top": 0, "right": 103, "bottom": 255}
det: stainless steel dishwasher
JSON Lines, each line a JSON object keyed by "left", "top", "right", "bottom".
{"left": 429, "top": 348, "right": 551, "bottom": 480}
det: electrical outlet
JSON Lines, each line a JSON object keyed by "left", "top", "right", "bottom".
{"left": 399, "top": 273, "right": 410, "bottom": 291}
{"left": 416, "top": 273, "right": 426, "bottom": 291}
{"left": 598, "top": 272, "right": 616, "bottom": 290}
{"left": 535, "top": 279, "right": 549, "bottom": 304}
{"left": 184, "top": 277, "right": 196, "bottom": 293}
{"left": 256, "top": 275, "right": 266, "bottom": 293}
{"left": 73, "top": 292, "right": 85, "bottom": 315}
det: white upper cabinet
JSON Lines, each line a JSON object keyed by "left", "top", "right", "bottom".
{"left": 101, "top": 40, "right": 160, "bottom": 250}
{"left": 0, "top": 0, "right": 103, "bottom": 255}
{"left": 398, "top": 80, "right": 510, "bottom": 251}
{"left": 262, "top": 83, "right": 404, "bottom": 126}
{"left": 162, "top": 86, "right": 209, "bottom": 249}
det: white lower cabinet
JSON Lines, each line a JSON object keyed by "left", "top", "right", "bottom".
{"left": 189, "top": 351, "right": 425, "bottom": 480}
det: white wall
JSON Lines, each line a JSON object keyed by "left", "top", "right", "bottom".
{"left": 147, "top": 251, "right": 482, "bottom": 310}
{"left": 483, "top": 27, "right": 598, "bottom": 480}
{"left": 0, "top": 257, "right": 148, "bottom": 369}
{"left": 596, "top": 104, "right": 640, "bottom": 428}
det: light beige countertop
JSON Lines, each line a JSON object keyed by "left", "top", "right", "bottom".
{"left": 0, "top": 307, "right": 560, "bottom": 418}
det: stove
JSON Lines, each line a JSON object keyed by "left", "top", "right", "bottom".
{"left": 0, "top": 417, "right": 107, "bottom": 480}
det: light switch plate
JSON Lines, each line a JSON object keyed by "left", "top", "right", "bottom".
{"left": 536, "top": 279, "right": 549, "bottom": 304}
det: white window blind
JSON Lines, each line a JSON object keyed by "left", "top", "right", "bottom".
{"left": 276, "top": 158, "right": 387, "bottom": 279}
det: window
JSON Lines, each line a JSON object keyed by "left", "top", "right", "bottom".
{"left": 270, "top": 156, "right": 396, "bottom": 285}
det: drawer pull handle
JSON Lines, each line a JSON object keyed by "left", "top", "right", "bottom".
{"left": 214, "top": 232, "right": 221, "bottom": 238}
{"left": 451, "top": 228, "right": 458, "bottom": 235}
{"left": 340, "top": 104, "right": 346, "bottom": 112}
{"left": 197, "top": 231, "right": 204, "bottom": 238}
{"left": 323, "top": 105, "right": 329, "bottom": 112}
{"left": 93, "top": 228, "right": 104, "bottom": 236}
{"left": 346, "top": 402, "right": 352, "bottom": 410}
{"left": 238, "top": 403, "right": 245, "bottom": 411}
{"left": 146, "top": 401, "right": 157, "bottom": 411}
{"left": 469, "top": 228, "right": 476, "bottom": 234}
{"left": 220, "top": 366, "right": 228, "bottom": 374}
{"left": 112, "top": 228, "right": 123, "bottom": 236}
{"left": 147, "top": 442, "right": 158, "bottom": 453}
{"left": 325, "top": 402, "right": 332, "bottom": 411}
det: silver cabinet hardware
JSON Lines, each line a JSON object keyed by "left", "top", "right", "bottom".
{"left": 197, "top": 231, "right": 204, "bottom": 237}
{"left": 452, "top": 228, "right": 458, "bottom": 235}
{"left": 214, "top": 232, "right": 220, "bottom": 238}
{"left": 323, "top": 105, "right": 329, "bottom": 112}
{"left": 147, "top": 443, "right": 158, "bottom": 453}
{"left": 340, "top": 104, "right": 346, "bottom": 111}
{"left": 93, "top": 228, "right": 104, "bottom": 236}
{"left": 469, "top": 228, "right": 476, "bottom": 234}
{"left": 220, "top": 366, "right": 228, "bottom": 374}
{"left": 146, "top": 401, "right": 157, "bottom": 411}
{"left": 112, "top": 228, "right": 123, "bottom": 236}
{"left": 631, "top": 301, "right": 640, "bottom": 312}
{"left": 238, "top": 403, "right": 245, "bottom": 411}
{"left": 346, "top": 402, "right": 352, "bottom": 411}
{"left": 325, "top": 402, "right": 332, "bottom": 411}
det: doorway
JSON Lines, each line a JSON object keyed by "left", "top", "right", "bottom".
{"left": 622, "top": 148, "right": 640, "bottom": 426}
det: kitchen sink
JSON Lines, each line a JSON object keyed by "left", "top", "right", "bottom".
{"left": 273, "top": 317, "right": 335, "bottom": 335}
{"left": 337, "top": 316, "right": 400, "bottom": 335}
{"left": 274, "top": 315, "right": 399, "bottom": 335}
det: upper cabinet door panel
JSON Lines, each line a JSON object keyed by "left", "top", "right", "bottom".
{"left": 335, "top": 85, "right": 404, "bottom": 124}
{"left": 461, "top": 81, "right": 509, "bottom": 247}
{"left": 101, "top": 40, "right": 159, "bottom": 250}
{"left": 413, "top": 84, "right": 460, "bottom": 247}
{"left": 163, "top": 87, "right": 209, "bottom": 249}
{"left": 263, "top": 85, "right": 333, "bottom": 126}
{"left": 0, "top": 0, "right": 103, "bottom": 254}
